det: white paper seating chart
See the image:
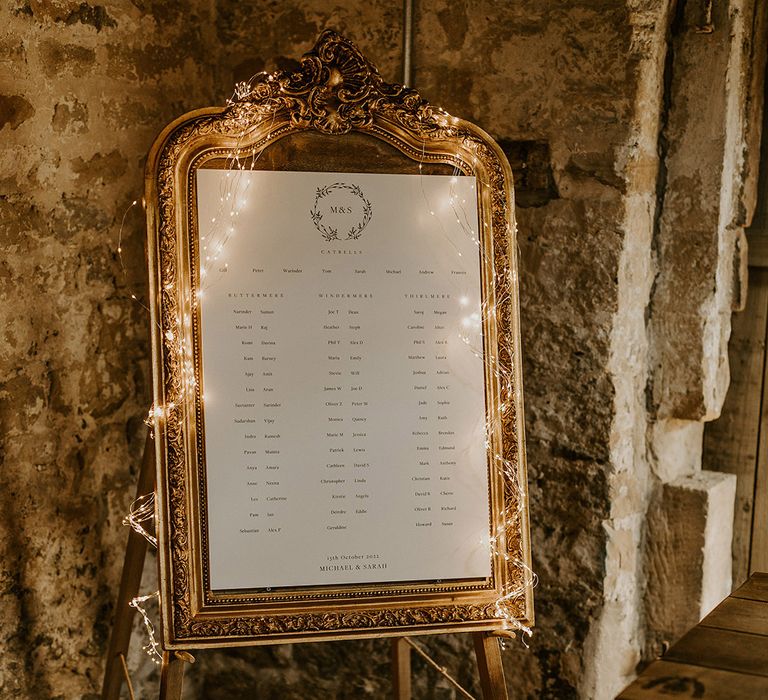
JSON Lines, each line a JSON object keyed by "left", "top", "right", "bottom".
{"left": 197, "top": 170, "right": 491, "bottom": 591}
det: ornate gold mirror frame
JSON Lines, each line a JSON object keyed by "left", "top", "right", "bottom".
{"left": 145, "top": 30, "right": 533, "bottom": 648}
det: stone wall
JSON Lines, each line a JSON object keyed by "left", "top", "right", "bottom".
{"left": 0, "top": 1, "right": 216, "bottom": 697}
{"left": 0, "top": 1, "right": 763, "bottom": 699}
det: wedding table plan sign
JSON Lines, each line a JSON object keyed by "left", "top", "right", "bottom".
{"left": 144, "top": 30, "right": 533, "bottom": 651}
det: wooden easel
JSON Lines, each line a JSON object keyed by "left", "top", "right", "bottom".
{"left": 101, "top": 434, "right": 510, "bottom": 700}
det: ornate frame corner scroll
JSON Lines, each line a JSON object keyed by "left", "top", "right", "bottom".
{"left": 145, "top": 30, "right": 533, "bottom": 648}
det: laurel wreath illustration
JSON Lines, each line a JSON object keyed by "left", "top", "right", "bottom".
{"left": 310, "top": 182, "right": 373, "bottom": 241}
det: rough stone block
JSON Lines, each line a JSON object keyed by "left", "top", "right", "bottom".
{"left": 0, "top": 94, "right": 34, "bottom": 131}
{"left": 650, "top": 419, "right": 704, "bottom": 483}
{"left": 649, "top": 0, "right": 762, "bottom": 421}
{"left": 644, "top": 471, "right": 736, "bottom": 658}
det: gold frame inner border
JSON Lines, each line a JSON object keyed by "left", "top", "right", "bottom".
{"left": 145, "top": 30, "right": 533, "bottom": 648}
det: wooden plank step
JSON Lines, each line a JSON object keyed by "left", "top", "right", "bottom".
{"left": 664, "top": 626, "right": 768, "bottom": 677}
{"left": 732, "top": 572, "right": 768, "bottom": 602}
{"left": 618, "top": 659, "right": 768, "bottom": 699}
{"left": 700, "top": 596, "right": 768, "bottom": 636}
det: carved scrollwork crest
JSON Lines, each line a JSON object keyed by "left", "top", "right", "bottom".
{"left": 233, "top": 29, "right": 424, "bottom": 135}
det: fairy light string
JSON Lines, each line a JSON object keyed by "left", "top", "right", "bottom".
{"left": 129, "top": 591, "right": 163, "bottom": 664}
{"left": 122, "top": 492, "right": 158, "bottom": 548}
{"left": 415, "top": 111, "right": 535, "bottom": 637}
{"left": 118, "top": 68, "right": 534, "bottom": 664}
{"left": 116, "top": 198, "right": 156, "bottom": 321}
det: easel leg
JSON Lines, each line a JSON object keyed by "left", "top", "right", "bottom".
{"left": 101, "top": 432, "right": 156, "bottom": 700}
{"left": 473, "top": 632, "right": 509, "bottom": 700}
{"left": 391, "top": 637, "right": 412, "bottom": 700}
{"left": 159, "top": 651, "right": 195, "bottom": 700}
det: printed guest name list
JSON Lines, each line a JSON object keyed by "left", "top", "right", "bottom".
{"left": 197, "top": 170, "right": 492, "bottom": 590}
